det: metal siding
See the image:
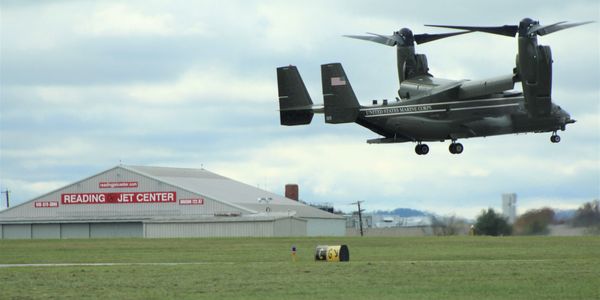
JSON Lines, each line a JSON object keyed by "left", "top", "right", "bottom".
{"left": 89, "top": 223, "right": 143, "bottom": 238}
{"left": 273, "top": 219, "right": 285, "bottom": 236}
{"left": 145, "top": 221, "right": 274, "bottom": 238}
{"left": 273, "top": 218, "right": 307, "bottom": 237}
{"left": 61, "top": 223, "right": 90, "bottom": 239}
{"left": 32, "top": 224, "right": 61, "bottom": 239}
{"left": 2, "top": 224, "right": 32, "bottom": 239}
{"left": 293, "top": 218, "right": 308, "bottom": 236}
{"left": 306, "top": 218, "right": 346, "bottom": 236}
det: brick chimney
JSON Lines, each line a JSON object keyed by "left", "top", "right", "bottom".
{"left": 285, "top": 184, "right": 299, "bottom": 201}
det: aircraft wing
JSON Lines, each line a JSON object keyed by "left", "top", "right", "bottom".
{"left": 457, "top": 74, "right": 516, "bottom": 99}
{"left": 401, "top": 74, "right": 516, "bottom": 102}
{"left": 399, "top": 76, "right": 464, "bottom": 102}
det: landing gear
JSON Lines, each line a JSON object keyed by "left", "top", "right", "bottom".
{"left": 415, "top": 143, "right": 429, "bottom": 155}
{"left": 550, "top": 132, "right": 561, "bottom": 143}
{"left": 449, "top": 142, "right": 464, "bottom": 154}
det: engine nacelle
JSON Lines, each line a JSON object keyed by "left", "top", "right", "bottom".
{"left": 518, "top": 36, "right": 553, "bottom": 116}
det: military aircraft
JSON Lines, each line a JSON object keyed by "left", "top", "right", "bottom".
{"left": 276, "top": 18, "right": 592, "bottom": 155}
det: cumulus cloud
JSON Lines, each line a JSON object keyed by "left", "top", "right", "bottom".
{"left": 125, "top": 67, "right": 275, "bottom": 104}
{"left": 1, "top": 0, "right": 598, "bottom": 218}
{"left": 79, "top": 3, "right": 204, "bottom": 37}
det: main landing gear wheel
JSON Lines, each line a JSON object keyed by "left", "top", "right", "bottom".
{"left": 550, "top": 133, "right": 561, "bottom": 143}
{"left": 415, "top": 143, "right": 429, "bottom": 155}
{"left": 449, "top": 142, "right": 464, "bottom": 154}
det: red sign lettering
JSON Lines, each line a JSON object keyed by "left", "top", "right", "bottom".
{"left": 61, "top": 192, "right": 176, "bottom": 204}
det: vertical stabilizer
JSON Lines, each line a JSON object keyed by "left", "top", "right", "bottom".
{"left": 277, "top": 66, "right": 314, "bottom": 125}
{"left": 321, "top": 63, "right": 360, "bottom": 124}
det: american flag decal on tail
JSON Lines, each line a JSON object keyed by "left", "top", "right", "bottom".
{"left": 331, "top": 76, "right": 346, "bottom": 86}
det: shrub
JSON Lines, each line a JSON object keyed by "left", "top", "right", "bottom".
{"left": 474, "top": 208, "right": 512, "bottom": 236}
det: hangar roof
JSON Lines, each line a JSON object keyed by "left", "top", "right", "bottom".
{"left": 123, "top": 165, "right": 342, "bottom": 220}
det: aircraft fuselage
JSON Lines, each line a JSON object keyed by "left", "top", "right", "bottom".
{"left": 360, "top": 93, "right": 572, "bottom": 144}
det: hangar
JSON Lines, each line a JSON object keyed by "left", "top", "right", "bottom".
{"left": 0, "top": 165, "right": 345, "bottom": 239}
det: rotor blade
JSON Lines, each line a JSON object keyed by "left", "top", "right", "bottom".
{"left": 414, "top": 31, "right": 472, "bottom": 44}
{"left": 367, "top": 32, "right": 404, "bottom": 45}
{"left": 533, "top": 21, "right": 594, "bottom": 36}
{"left": 425, "top": 24, "right": 519, "bottom": 37}
{"left": 526, "top": 21, "right": 566, "bottom": 36}
{"left": 343, "top": 33, "right": 396, "bottom": 46}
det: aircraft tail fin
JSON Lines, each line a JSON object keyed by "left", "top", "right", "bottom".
{"left": 321, "top": 63, "right": 360, "bottom": 123}
{"left": 277, "top": 65, "right": 315, "bottom": 126}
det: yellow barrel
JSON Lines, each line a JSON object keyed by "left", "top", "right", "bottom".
{"left": 315, "top": 245, "right": 349, "bottom": 262}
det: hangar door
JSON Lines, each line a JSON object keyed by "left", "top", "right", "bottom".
{"left": 89, "top": 222, "right": 143, "bottom": 238}
{"left": 1, "top": 222, "right": 143, "bottom": 239}
{"left": 2, "top": 224, "right": 32, "bottom": 239}
{"left": 2, "top": 224, "right": 64, "bottom": 239}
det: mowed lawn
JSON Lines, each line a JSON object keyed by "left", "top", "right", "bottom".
{"left": 0, "top": 236, "right": 598, "bottom": 299}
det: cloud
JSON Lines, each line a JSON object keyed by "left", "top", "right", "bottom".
{"left": 0, "top": 178, "right": 69, "bottom": 209}
{"left": 1, "top": 0, "right": 598, "bottom": 219}
{"left": 80, "top": 4, "right": 182, "bottom": 37}
{"left": 210, "top": 132, "right": 599, "bottom": 218}
{"left": 125, "top": 67, "right": 275, "bottom": 104}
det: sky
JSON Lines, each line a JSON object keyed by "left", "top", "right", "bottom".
{"left": 1, "top": 0, "right": 599, "bottom": 219}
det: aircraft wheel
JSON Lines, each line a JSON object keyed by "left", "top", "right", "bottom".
{"left": 415, "top": 145, "right": 422, "bottom": 155}
{"left": 454, "top": 143, "right": 464, "bottom": 154}
{"left": 449, "top": 144, "right": 456, "bottom": 154}
{"left": 551, "top": 135, "right": 561, "bottom": 143}
{"left": 415, "top": 144, "right": 429, "bottom": 155}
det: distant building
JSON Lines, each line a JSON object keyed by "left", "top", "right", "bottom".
{"left": 347, "top": 213, "right": 434, "bottom": 229}
{"left": 345, "top": 213, "right": 373, "bottom": 229}
{"left": 371, "top": 214, "right": 433, "bottom": 228}
{"left": 373, "top": 215, "right": 399, "bottom": 228}
{"left": 502, "top": 193, "right": 517, "bottom": 224}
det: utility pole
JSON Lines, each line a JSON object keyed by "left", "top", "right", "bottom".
{"left": 351, "top": 201, "right": 365, "bottom": 236}
{"left": 2, "top": 190, "right": 9, "bottom": 208}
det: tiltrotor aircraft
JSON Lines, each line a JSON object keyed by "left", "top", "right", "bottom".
{"left": 276, "top": 18, "right": 592, "bottom": 155}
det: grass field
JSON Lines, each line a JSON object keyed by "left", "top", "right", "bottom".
{"left": 0, "top": 236, "right": 598, "bottom": 299}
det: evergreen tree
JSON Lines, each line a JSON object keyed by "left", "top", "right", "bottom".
{"left": 474, "top": 208, "right": 512, "bottom": 236}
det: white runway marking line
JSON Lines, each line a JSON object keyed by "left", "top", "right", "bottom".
{"left": 0, "top": 262, "right": 235, "bottom": 268}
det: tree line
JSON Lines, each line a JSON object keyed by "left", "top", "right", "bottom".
{"left": 473, "top": 199, "right": 599, "bottom": 236}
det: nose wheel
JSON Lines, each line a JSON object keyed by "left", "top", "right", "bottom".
{"left": 550, "top": 132, "right": 561, "bottom": 143}
{"left": 449, "top": 142, "right": 464, "bottom": 154}
{"left": 415, "top": 143, "right": 429, "bottom": 155}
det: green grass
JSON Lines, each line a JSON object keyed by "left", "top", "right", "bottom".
{"left": 0, "top": 236, "right": 598, "bottom": 299}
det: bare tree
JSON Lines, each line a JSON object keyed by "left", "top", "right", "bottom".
{"left": 513, "top": 208, "right": 555, "bottom": 235}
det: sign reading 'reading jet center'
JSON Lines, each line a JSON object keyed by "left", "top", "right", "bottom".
{"left": 61, "top": 192, "right": 177, "bottom": 204}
